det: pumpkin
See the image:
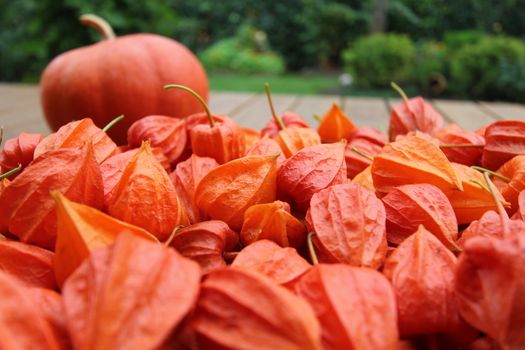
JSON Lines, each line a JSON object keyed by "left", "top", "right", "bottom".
{"left": 40, "top": 14, "right": 208, "bottom": 145}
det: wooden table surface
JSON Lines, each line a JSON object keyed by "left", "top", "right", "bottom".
{"left": 1, "top": 83, "right": 525, "bottom": 142}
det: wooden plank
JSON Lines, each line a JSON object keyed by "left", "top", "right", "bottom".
{"left": 229, "top": 93, "right": 298, "bottom": 130}
{"left": 208, "top": 92, "right": 256, "bottom": 116}
{"left": 0, "top": 85, "right": 40, "bottom": 114}
{"left": 3, "top": 82, "right": 515, "bottom": 143}
{"left": 289, "top": 95, "right": 338, "bottom": 128}
{"left": 345, "top": 97, "right": 390, "bottom": 134}
{"left": 3, "top": 114, "right": 49, "bottom": 141}
{"left": 0, "top": 84, "right": 40, "bottom": 98}
{"left": 0, "top": 84, "right": 49, "bottom": 141}
{"left": 478, "top": 101, "right": 525, "bottom": 121}
{"left": 432, "top": 100, "right": 497, "bottom": 131}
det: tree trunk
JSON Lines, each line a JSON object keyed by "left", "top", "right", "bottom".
{"left": 371, "top": 0, "right": 388, "bottom": 33}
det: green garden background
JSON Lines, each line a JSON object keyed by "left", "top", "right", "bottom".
{"left": 2, "top": 0, "right": 525, "bottom": 101}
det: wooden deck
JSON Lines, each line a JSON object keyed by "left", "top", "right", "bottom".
{"left": 1, "top": 83, "right": 525, "bottom": 142}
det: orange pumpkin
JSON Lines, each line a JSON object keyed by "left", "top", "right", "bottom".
{"left": 40, "top": 14, "right": 208, "bottom": 144}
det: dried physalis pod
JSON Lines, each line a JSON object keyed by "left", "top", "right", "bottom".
{"left": 372, "top": 135, "right": 463, "bottom": 196}
{"left": 63, "top": 233, "right": 201, "bottom": 350}
{"left": 306, "top": 183, "right": 387, "bottom": 268}
{"left": 191, "top": 267, "right": 323, "bottom": 350}
{"left": 383, "top": 226, "right": 473, "bottom": 338}
{"left": 512, "top": 189, "right": 525, "bottom": 220}
{"left": 394, "top": 130, "right": 439, "bottom": 143}
{"left": 345, "top": 138, "right": 382, "bottom": 179}
{"left": 100, "top": 146, "right": 170, "bottom": 207}
{"left": 455, "top": 229, "right": 525, "bottom": 349}
{"left": 231, "top": 240, "right": 311, "bottom": 289}
{"left": 0, "top": 143, "right": 103, "bottom": 249}
{"left": 317, "top": 103, "right": 356, "bottom": 143}
{"left": 165, "top": 84, "right": 245, "bottom": 164}
{"left": 169, "top": 154, "right": 219, "bottom": 224}
{"left": 459, "top": 211, "right": 501, "bottom": 248}
{"left": 382, "top": 183, "right": 459, "bottom": 251}
{"left": 476, "top": 123, "right": 490, "bottom": 138}
{"left": 112, "top": 144, "right": 129, "bottom": 154}
{"left": 352, "top": 165, "right": 375, "bottom": 192}
{"left": 493, "top": 155, "right": 525, "bottom": 214}
{"left": 458, "top": 210, "right": 525, "bottom": 248}
{"left": 274, "top": 126, "right": 322, "bottom": 158}
{"left": 184, "top": 112, "right": 228, "bottom": 137}
{"left": 434, "top": 124, "right": 485, "bottom": 166}
{"left": 100, "top": 150, "right": 137, "bottom": 208}
{"left": 0, "top": 240, "right": 56, "bottom": 289}
{"left": 240, "top": 200, "right": 307, "bottom": 248}
{"left": 0, "top": 178, "right": 10, "bottom": 233}
{"left": 241, "top": 127, "right": 260, "bottom": 149}
{"left": 0, "top": 271, "right": 62, "bottom": 350}
{"left": 466, "top": 337, "right": 500, "bottom": 350}
{"left": 294, "top": 264, "right": 398, "bottom": 350}
{"left": 170, "top": 220, "right": 238, "bottom": 275}
{"left": 264, "top": 84, "right": 320, "bottom": 158}
{"left": 107, "top": 142, "right": 188, "bottom": 241}
{"left": 28, "top": 288, "right": 69, "bottom": 349}
{"left": 481, "top": 120, "right": 525, "bottom": 170}
{"left": 195, "top": 154, "right": 277, "bottom": 230}
{"left": 127, "top": 115, "right": 187, "bottom": 165}
{"left": 34, "top": 118, "right": 117, "bottom": 163}
{"left": 388, "top": 82, "right": 444, "bottom": 141}
{"left": 0, "top": 177, "right": 9, "bottom": 195}
{"left": 277, "top": 141, "right": 347, "bottom": 211}
{"left": 53, "top": 192, "right": 158, "bottom": 288}
{"left": 449, "top": 163, "right": 508, "bottom": 224}
{"left": 0, "top": 132, "right": 43, "bottom": 178}
{"left": 348, "top": 126, "right": 387, "bottom": 146}
{"left": 245, "top": 136, "right": 286, "bottom": 166}
{"left": 261, "top": 111, "right": 309, "bottom": 138}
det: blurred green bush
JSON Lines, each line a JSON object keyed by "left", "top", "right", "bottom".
{"left": 3, "top": 0, "right": 525, "bottom": 102}
{"left": 450, "top": 36, "right": 525, "bottom": 100}
{"left": 443, "top": 30, "right": 484, "bottom": 51}
{"left": 1, "top": 0, "right": 370, "bottom": 81}
{"left": 0, "top": 0, "right": 180, "bottom": 82}
{"left": 413, "top": 41, "right": 447, "bottom": 95}
{"left": 173, "top": 0, "right": 368, "bottom": 71}
{"left": 340, "top": 31, "right": 525, "bottom": 102}
{"left": 199, "top": 26, "right": 285, "bottom": 74}
{"left": 342, "top": 34, "right": 415, "bottom": 88}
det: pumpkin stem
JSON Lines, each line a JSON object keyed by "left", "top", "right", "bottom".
{"left": 471, "top": 166, "right": 510, "bottom": 183}
{"left": 390, "top": 81, "right": 410, "bottom": 106}
{"left": 0, "top": 164, "right": 22, "bottom": 180}
{"left": 264, "top": 83, "right": 286, "bottom": 130}
{"left": 164, "top": 84, "right": 214, "bottom": 128}
{"left": 80, "top": 14, "right": 116, "bottom": 40}
{"left": 102, "top": 115, "right": 124, "bottom": 133}
{"left": 307, "top": 232, "right": 319, "bottom": 265}
{"left": 350, "top": 146, "right": 374, "bottom": 161}
{"left": 482, "top": 171, "right": 510, "bottom": 236}
{"left": 313, "top": 114, "right": 322, "bottom": 123}
{"left": 164, "top": 225, "right": 185, "bottom": 247}
{"left": 439, "top": 143, "right": 485, "bottom": 149}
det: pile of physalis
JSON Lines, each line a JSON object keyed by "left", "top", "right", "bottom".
{"left": 0, "top": 82, "right": 523, "bottom": 350}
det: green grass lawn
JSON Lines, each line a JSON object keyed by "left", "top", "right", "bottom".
{"left": 209, "top": 72, "right": 418, "bottom": 97}
{"left": 209, "top": 73, "right": 338, "bottom": 95}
